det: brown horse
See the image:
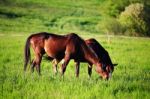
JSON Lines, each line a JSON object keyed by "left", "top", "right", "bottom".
{"left": 51, "top": 38, "right": 117, "bottom": 78}
{"left": 24, "top": 32, "right": 112, "bottom": 79}
{"left": 84, "top": 38, "right": 117, "bottom": 77}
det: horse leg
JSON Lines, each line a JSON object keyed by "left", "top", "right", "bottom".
{"left": 52, "top": 59, "right": 60, "bottom": 75}
{"left": 75, "top": 61, "right": 80, "bottom": 77}
{"left": 88, "top": 64, "right": 93, "bottom": 78}
{"left": 35, "top": 54, "right": 42, "bottom": 75}
{"left": 61, "top": 54, "right": 70, "bottom": 76}
{"left": 31, "top": 60, "right": 36, "bottom": 73}
{"left": 52, "top": 59, "right": 57, "bottom": 74}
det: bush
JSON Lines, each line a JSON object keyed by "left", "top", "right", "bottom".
{"left": 118, "top": 3, "right": 150, "bottom": 36}
{"left": 96, "top": 17, "right": 123, "bottom": 35}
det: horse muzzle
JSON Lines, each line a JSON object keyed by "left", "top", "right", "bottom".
{"left": 109, "top": 72, "right": 112, "bottom": 79}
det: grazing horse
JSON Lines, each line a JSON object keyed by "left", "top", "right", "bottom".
{"left": 84, "top": 39, "right": 117, "bottom": 77}
{"left": 24, "top": 32, "right": 112, "bottom": 79}
{"left": 52, "top": 38, "right": 117, "bottom": 78}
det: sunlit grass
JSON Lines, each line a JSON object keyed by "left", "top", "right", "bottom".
{"left": 0, "top": 34, "right": 149, "bottom": 99}
{"left": 0, "top": 0, "right": 104, "bottom": 34}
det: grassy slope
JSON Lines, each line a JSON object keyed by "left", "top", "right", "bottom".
{"left": 0, "top": 35, "right": 150, "bottom": 99}
{"left": 0, "top": 0, "right": 104, "bottom": 34}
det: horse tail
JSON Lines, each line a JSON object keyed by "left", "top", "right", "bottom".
{"left": 24, "top": 36, "right": 31, "bottom": 71}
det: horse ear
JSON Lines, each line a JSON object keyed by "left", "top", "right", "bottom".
{"left": 113, "top": 63, "right": 118, "bottom": 66}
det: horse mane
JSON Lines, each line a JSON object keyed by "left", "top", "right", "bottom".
{"left": 86, "top": 38, "right": 113, "bottom": 67}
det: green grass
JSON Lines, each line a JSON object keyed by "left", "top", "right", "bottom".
{"left": 0, "top": 0, "right": 150, "bottom": 98}
{"left": 0, "top": 0, "right": 104, "bottom": 34}
{"left": 0, "top": 34, "right": 150, "bottom": 99}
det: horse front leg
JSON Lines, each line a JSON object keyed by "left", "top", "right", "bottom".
{"left": 61, "top": 54, "right": 70, "bottom": 76}
{"left": 75, "top": 61, "right": 80, "bottom": 77}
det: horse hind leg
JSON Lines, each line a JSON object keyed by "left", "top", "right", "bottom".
{"left": 34, "top": 53, "right": 42, "bottom": 75}
{"left": 31, "top": 59, "right": 36, "bottom": 73}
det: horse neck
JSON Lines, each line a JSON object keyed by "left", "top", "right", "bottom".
{"left": 82, "top": 44, "right": 99, "bottom": 65}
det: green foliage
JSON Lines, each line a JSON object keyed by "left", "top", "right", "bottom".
{"left": 118, "top": 3, "right": 150, "bottom": 36}
{"left": 96, "top": 17, "right": 123, "bottom": 35}
{"left": 97, "top": 0, "right": 150, "bottom": 36}
{"left": 99, "top": 0, "right": 129, "bottom": 17}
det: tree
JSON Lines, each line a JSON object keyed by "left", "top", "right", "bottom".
{"left": 118, "top": 3, "right": 150, "bottom": 36}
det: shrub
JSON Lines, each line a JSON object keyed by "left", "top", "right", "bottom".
{"left": 118, "top": 3, "right": 150, "bottom": 36}
{"left": 96, "top": 17, "right": 123, "bottom": 35}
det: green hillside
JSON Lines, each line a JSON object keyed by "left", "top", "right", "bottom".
{"left": 0, "top": 0, "right": 150, "bottom": 36}
{"left": 0, "top": 0, "right": 103, "bottom": 34}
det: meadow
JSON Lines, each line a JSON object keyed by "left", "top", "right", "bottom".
{"left": 0, "top": 0, "right": 150, "bottom": 99}
{"left": 0, "top": 0, "right": 104, "bottom": 34}
{"left": 0, "top": 34, "right": 150, "bottom": 99}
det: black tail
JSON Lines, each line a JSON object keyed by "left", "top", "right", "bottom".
{"left": 24, "top": 36, "right": 31, "bottom": 71}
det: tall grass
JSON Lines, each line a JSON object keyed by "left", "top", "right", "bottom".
{"left": 0, "top": 34, "right": 149, "bottom": 99}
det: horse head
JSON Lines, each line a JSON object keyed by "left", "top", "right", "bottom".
{"left": 96, "top": 62, "right": 117, "bottom": 80}
{"left": 105, "top": 63, "right": 118, "bottom": 79}
{"left": 100, "top": 50, "right": 118, "bottom": 80}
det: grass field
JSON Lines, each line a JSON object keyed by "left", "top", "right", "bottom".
{"left": 0, "top": 34, "right": 150, "bottom": 99}
{"left": 0, "top": 0, "right": 150, "bottom": 99}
